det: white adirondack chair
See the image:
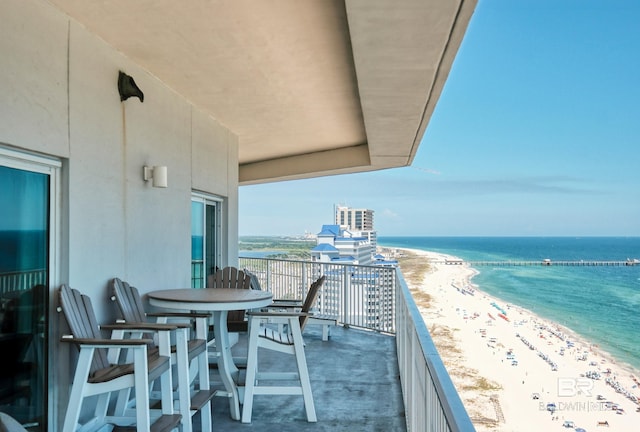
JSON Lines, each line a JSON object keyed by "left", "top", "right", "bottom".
{"left": 109, "top": 278, "right": 217, "bottom": 432}
{"left": 57, "top": 284, "right": 181, "bottom": 432}
{"left": 241, "top": 275, "right": 326, "bottom": 423}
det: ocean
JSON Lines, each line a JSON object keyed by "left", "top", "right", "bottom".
{"left": 378, "top": 237, "right": 640, "bottom": 372}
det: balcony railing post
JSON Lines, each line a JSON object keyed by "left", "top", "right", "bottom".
{"left": 301, "top": 262, "right": 307, "bottom": 297}
{"left": 342, "top": 265, "right": 350, "bottom": 327}
{"left": 266, "top": 261, "right": 272, "bottom": 292}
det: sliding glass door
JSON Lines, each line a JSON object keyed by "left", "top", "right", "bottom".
{"left": 0, "top": 148, "right": 59, "bottom": 430}
{"left": 191, "top": 194, "right": 222, "bottom": 288}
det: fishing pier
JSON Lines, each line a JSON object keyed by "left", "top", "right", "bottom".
{"left": 439, "top": 259, "right": 640, "bottom": 267}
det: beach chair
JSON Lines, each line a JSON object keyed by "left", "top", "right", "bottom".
{"left": 109, "top": 278, "right": 217, "bottom": 432}
{"left": 207, "top": 267, "right": 253, "bottom": 332}
{"left": 242, "top": 268, "right": 263, "bottom": 291}
{"left": 241, "top": 275, "right": 326, "bottom": 423}
{"left": 263, "top": 274, "right": 337, "bottom": 341}
{"left": 57, "top": 284, "right": 180, "bottom": 432}
{"left": 205, "top": 267, "right": 254, "bottom": 369}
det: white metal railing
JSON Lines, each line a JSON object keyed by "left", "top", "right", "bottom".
{"left": 0, "top": 268, "right": 47, "bottom": 295}
{"left": 239, "top": 257, "right": 476, "bottom": 432}
{"left": 239, "top": 257, "right": 395, "bottom": 333}
{"left": 395, "top": 266, "right": 476, "bottom": 432}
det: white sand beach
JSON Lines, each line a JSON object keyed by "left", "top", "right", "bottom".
{"left": 394, "top": 247, "right": 640, "bottom": 432}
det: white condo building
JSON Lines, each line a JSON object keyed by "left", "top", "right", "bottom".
{"left": 311, "top": 225, "right": 372, "bottom": 265}
{"left": 309, "top": 212, "right": 397, "bottom": 331}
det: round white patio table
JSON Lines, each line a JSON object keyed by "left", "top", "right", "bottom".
{"left": 147, "top": 288, "right": 273, "bottom": 420}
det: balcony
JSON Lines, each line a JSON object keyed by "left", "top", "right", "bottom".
{"left": 202, "top": 258, "right": 476, "bottom": 432}
{"left": 0, "top": 259, "right": 474, "bottom": 431}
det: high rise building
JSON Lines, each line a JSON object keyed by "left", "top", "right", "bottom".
{"left": 335, "top": 206, "right": 374, "bottom": 231}
{"left": 335, "top": 205, "right": 376, "bottom": 254}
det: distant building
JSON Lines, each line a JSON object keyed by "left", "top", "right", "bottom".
{"left": 303, "top": 230, "right": 317, "bottom": 240}
{"left": 373, "top": 253, "right": 398, "bottom": 267}
{"left": 310, "top": 210, "right": 396, "bottom": 331}
{"left": 311, "top": 224, "right": 372, "bottom": 265}
{"left": 335, "top": 206, "right": 374, "bottom": 231}
{"left": 334, "top": 205, "right": 377, "bottom": 256}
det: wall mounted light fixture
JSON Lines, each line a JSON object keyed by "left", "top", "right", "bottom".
{"left": 143, "top": 166, "right": 168, "bottom": 188}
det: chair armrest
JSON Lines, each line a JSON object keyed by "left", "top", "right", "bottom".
{"left": 101, "top": 322, "right": 187, "bottom": 331}
{"left": 247, "top": 311, "right": 310, "bottom": 318}
{"left": 272, "top": 299, "right": 302, "bottom": 305}
{"left": 147, "top": 311, "right": 210, "bottom": 319}
{"left": 61, "top": 335, "right": 154, "bottom": 347}
{"left": 267, "top": 303, "right": 302, "bottom": 310}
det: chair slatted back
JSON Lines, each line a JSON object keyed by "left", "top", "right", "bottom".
{"left": 299, "top": 276, "right": 326, "bottom": 330}
{"left": 111, "top": 278, "right": 146, "bottom": 323}
{"left": 207, "top": 267, "right": 252, "bottom": 327}
{"left": 243, "top": 269, "right": 262, "bottom": 290}
{"left": 207, "top": 267, "right": 251, "bottom": 290}
{"left": 58, "top": 284, "right": 111, "bottom": 373}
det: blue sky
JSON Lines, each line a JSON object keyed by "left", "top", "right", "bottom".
{"left": 239, "top": 0, "right": 640, "bottom": 237}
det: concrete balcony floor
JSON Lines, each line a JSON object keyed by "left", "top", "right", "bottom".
{"left": 205, "top": 325, "right": 407, "bottom": 432}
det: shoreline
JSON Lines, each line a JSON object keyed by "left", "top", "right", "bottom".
{"left": 391, "top": 246, "right": 640, "bottom": 431}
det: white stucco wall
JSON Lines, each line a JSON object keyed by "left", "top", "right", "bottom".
{"left": 0, "top": 0, "right": 69, "bottom": 156}
{"left": 0, "top": 1, "right": 240, "bottom": 427}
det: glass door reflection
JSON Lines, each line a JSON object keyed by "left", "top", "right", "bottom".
{"left": 0, "top": 165, "right": 49, "bottom": 430}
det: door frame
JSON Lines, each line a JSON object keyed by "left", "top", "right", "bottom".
{"left": 0, "top": 145, "right": 62, "bottom": 430}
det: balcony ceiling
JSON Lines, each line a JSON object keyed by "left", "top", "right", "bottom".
{"left": 49, "top": 0, "right": 476, "bottom": 184}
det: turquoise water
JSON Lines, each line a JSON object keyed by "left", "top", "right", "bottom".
{"left": 378, "top": 237, "right": 640, "bottom": 371}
